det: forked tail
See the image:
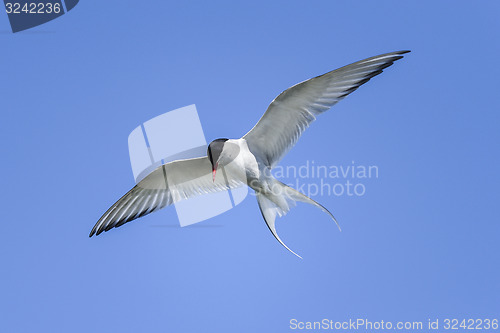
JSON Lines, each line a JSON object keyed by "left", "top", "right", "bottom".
{"left": 256, "top": 180, "right": 340, "bottom": 258}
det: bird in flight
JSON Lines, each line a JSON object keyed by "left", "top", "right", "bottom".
{"left": 90, "top": 50, "right": 410, "bottom": 257}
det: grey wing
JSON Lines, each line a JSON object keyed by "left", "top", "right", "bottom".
{"left": 90, "top": 156, "right": 243, "bottom": 237}
{"left": 243, "top": 50, "right": 410, "bottom": 168}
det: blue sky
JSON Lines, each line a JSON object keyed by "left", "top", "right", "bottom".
{"left": 1, "top": 1, "right": 499, "bottom": 332}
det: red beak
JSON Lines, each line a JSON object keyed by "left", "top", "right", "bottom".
{"left": 212, "top": 163, "right": 218, "bottom": 182}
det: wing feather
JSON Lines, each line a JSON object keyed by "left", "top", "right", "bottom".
{"left": 243, "top": 50, "right": 410, "bottom": 167}
{"left": 90, "top": 156, "right": 243, "bottom": 237}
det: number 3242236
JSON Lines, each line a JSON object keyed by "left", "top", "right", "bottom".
{"left": 443, "top": 319, "right": 498, "bottom": 330}
{"left": 5, "top": 3, "right": 62, "bottom": 14}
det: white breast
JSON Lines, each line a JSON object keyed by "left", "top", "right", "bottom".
{"left": 223, "top": 139, "right": 260, "bottom": 186}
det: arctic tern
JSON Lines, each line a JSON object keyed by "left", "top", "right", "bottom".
{"left": 90, "top": 50, "right": 410, "bottom": 257}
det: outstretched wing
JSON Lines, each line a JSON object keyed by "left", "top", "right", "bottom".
{"left": 90, "top": 156, "right": 243, "bottom": 237}
{"left": 243, "top": 50, "right": 410, "bottom": 168}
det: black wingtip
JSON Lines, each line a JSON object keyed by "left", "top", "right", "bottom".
{"left": 89, "top": 224, "right": 99, "bottom": 237}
